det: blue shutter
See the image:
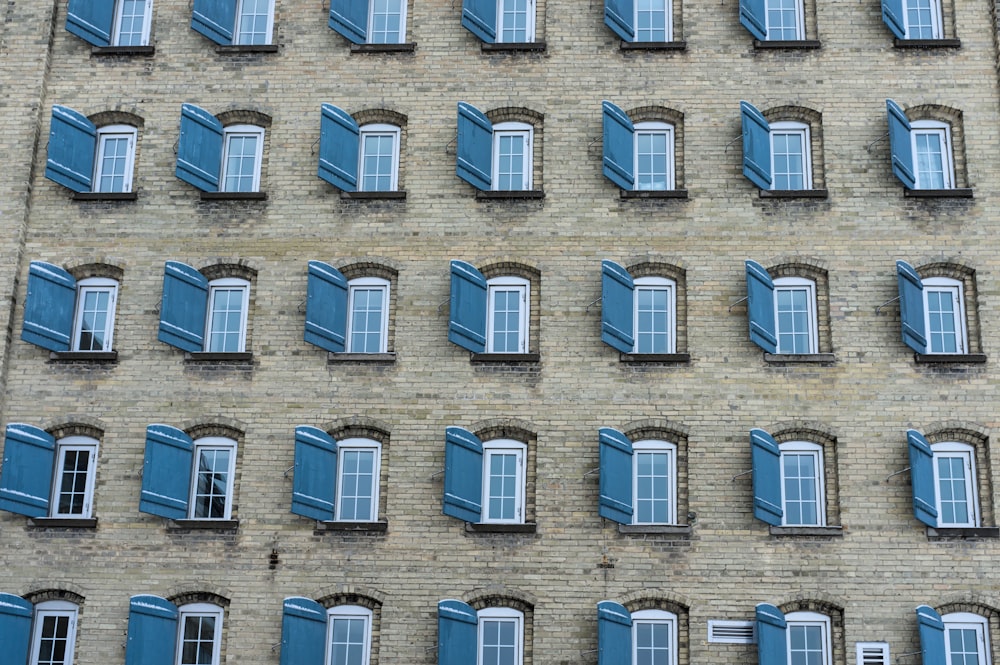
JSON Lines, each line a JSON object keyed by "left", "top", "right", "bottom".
{"left": 176, "top": 104, "right": 223, "bottom": 192}
{"left": 329, "top": 0, "right": 368, "bottom": 43}
{"left": 740, "top": 0, "right": 767, "bottom": 39}
{"left": 599, "top": 427, "right": 633, "bottom": 524}
{"left": 158, "top": 261, "right": 209, "bottom": 353}
{"left": 601, "top": 260, "right": 635, "bottom": 353}
{"left": 882, "top": 0, "right": 906, "bottom": 40}
{"left": 887, "top": 100, "right": 916, "bottom": 189}
{"left": 280, "top": 597, "right": 328, "bottom": 665}
{"left": 741, "top": 102, "right": 771, "bottom": 190}
{"left": 602, "top": 102, "right": 635, "bottom": 191}
{"left": 916, "top": 605, "right": 946, "bottom": 665}
{"left": 461, "top": 0, "right": 498, "bottom": 42}
{"left": 438, "top": 600, "right": 478, "bottom": 665}
{"left": 756, "top": 604, "right": 787, "bottom": 665}
{"left": 598, "top": 601, "right": 632, "bottom": 665}
{"left": 304, "top": 261, "right": 349, "bottom": 353}
{"left": 0, "top": 593, "right": 33, "bottom": 665}
{"left": 66, "top": 0, "right": 114, "bottom": 46}
{"left": 448, "top": 260, "right": 488, "bottom": 353}
{"left": 191, "top": 0, "right": 236, "bottom": 44}
{"left": 21, "top": 261, "right": 77, "bottom": 352}
{"left": 318, "top": 104, "right": 360, "bottom": 192}
{"left": 604, "top": 0, "right": 635, "bottom": 40}
{"left": 751, "top": 428, "right": 782, "bottom": 525}
{"left": 456, "top": 103, "right": 493, "bottom": 191}
{"left": 291, "top": 426, "right": 337, "bottom": 521}
{"left": 125, "top": 595, "right": 179, "bottom": 665}
{"left": 908, "top": 429, "right": 938, "bottom": 527}
{"left": 746, "top": 260, "right": 777, "bottom": 353}
{"left": 45, "top": 105, "right": 97, "bottom": 193}
{"left": 139, "top": 425, "right": 194, "bottom": 519}
{"left": 897, "top": 260, "right": 927, "bottom": 353}
{"left": 443, "top": 427, "right": 483, "bottom": 523}
{"left": 0, "top": 424, "right": 55, "bottom": 517}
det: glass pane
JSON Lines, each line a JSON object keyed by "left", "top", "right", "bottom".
{"left": 207, "top": 288, "right": 245, "bottom": 353}
{"left": 635, "top": 0, "right": 667, "bottom": 40}
{"left": 765, "top": 0, "right": 801, "bottom": 39}
{"left": 349, "top": 287, "right": 386, "bottom": 353}
{"left": 338, "top": 450, "right": 377, "bottom": 521}
{"left": 775, "top": 286, "right": 812, "bottom": 354}
{"left": 783, "top": 453, "right": 820, "bottom": 525}
{"left": 771, "top": 131, "right": 805, "bottom": 190}
{"left": 914, "top": 132, "right": 946, "bottom": 189}
{"left": 360, "top": 135, "right": 396, "bottom": 191}
{"left": 490, "top": 288, "right": 522, "bottom": 353}
{"left": 115, "top": 0, "right": 148, "bottom": 45}
{"left": 635, "top": 451, "right": 671, "bottom": 524}
{"left": 223, "top": 135, "right": 259, "bottom": 191}
{"left": 57, "top": 448, "right": 91, "bottom": 515}
{"left": 369, "top": 0, "right": 403, "bottom": 43}
{"left": 237, "top": 0, "right": 270, "bottom": 44}
{"left": 496, "top": 135, "right": 526, "bottom": 190}
{"left": 96, "top": 136, "right": 131, "bottom": 192}
{"left": 193, "top": 449, "right": 231, "bottom": 518}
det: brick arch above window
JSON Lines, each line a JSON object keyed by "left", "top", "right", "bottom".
{"left": 353, "top": 109, "right": 408, "bottom": 128}
{"left": 215, "top": 109, "right": 272, "bottom": 128}
{"left": 183, "top": 422, "right": 245, "bottom": 442}
{"left": 471, "top": 418, "right": 537, "bottom": 444}
{"left": 23, "top": 588, "right": 86, "bottom": 605}
{"left": 66, "top": 262, "right": 124, "bottom": 282}
{"left": 47, "top": 420, "right": 105, "bottom": 441}
{"left": 326, "top": 417, "right": 392, "bottom": 445}
{"left": 317, "top": 592, "right": 383, "bottom": 611}
{"left": 937, "top": 601, "right": 1000, "bottom": 618}
{"left": 465, "top": 589, "right": 536, "bottom": 613}
{"left": 168, "top": 591, "right": 231, "bottom": 608}
{"left": 198, "top": 261, "right": 258, "bottom": 283}
{"left": 88, "top": 110, "right": 144, "bottom": 129}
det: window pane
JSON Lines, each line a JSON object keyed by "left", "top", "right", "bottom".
{"left": 481, "top": 619, "right": 517, "bottom": 665}
{"left": 947, "top": 628, "right": 980, "bottom": 665}
{"left": 115, "top": 0, "right": 148, "bottom": 45}
{"left": 906, "top": 0, "right": 938, "bottom": 38}
{"left": 487, "top": 453, "right": 518, "bottom": 520}
{"left": 207, "top": 288, "right": 245, "bottom": 353}
{"left": 636, "top": 622, "right": 671, "bottom": 665}
{"left": 789, "top": 625, "right": 823, "bottom": 665}
{"left": 223, "top": 135, "right": 259, "bottom": 192}
{"left": 635, "top": 286, "right": 670, "bottom": 353}
{"left": 936, "top": 455, "right": 970, "bottom": 525}
{"left": 349, "top": 287, "right": 385, "bottom": 353}
{"left": 499, "top": 0, "right": 529, "bottom": 42}
{"left": 771, "top": 132, "right": 805, "bottom": 190}
{"left": 369, "top": 0, "right": 403, "bottom": 42}
{"left": 915, "top": 132, "right": 946, "bottom": 189}
{"left": 765, "top": 0, "right": 801, "bottom": 39}
{"left": 636, "top": 132, "right": 669, "bottom": 191}
{"left": 635, "top": 451, "right": 671, "bottom": 524}
{"left": 926, "top": 289, "right": 959, "bottom": 353}
{"left": 330, "top": 617, "right": 367, "bottom": 665}
{"left": 495, "top": 135, "right": 526, "bottom": 191}
{"left": 360, "top": 134, "right": 396, "bottom": 191}
{"left": 180, "top": 615, "right": 217, "bottom": 665}
{"left": 76, "top": 288, "right": 113, "bottom": 351}
{"left": 490, "top": 288, "right": 522, "bottom": 353}
{"left": 36, "top": 614, "right": 71, "bottom": 665}
{"left": 57, "top": 449, "right": 91, "bottom": 515}
{"left": 783, "top": 453, "right": 819, "bottom": 525}
{"left": 635, "top": 0, "right": 667, "bottom": 41}
{"left": 96, "top": 136, "right": 131, "bottom": 192}
{"left": 775, "top": 287, "right": 812, "bottom": 354}
{"left": 338, "top": 450, "right": 376, "bottom": 521}
{"left": 193, "top": 448, "right": 231, "bottom": 518}
{"left": 237, "top": 0, "right": 270, "bottom": 44}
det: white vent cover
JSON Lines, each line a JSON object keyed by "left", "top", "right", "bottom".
{"left": 856, "top": 642, "right": 890, "bottom": 665}
{"left": 708, "top": 620, "right": 757, "bottom": 644}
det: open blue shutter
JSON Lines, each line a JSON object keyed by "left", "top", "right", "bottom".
{"left": 125, "top": 595, "right": 179, "bottom": 665}
{"left": 0, "top": 593, "right": 33, "bottom": 665}
{"left": 751, "top": 428, "right": 782, "bottom": 525}
{"left": 756, "top": 604, "right": 787, "bottom": 665}
{"left": 916, "top": 605, "right": 946, "bottom": 665}
{"left": 601, "top": 260, "right": 635, "bottom": 353}
{"left": 280, "top": 597, "right": 328, "bottom": 665}
{"left": 598, "top": 601, "right": 632, "bottom": 665}
{"left": 66, "top": 0, "right": 114, "bottom": 46}
{"left": 329, "top": 0, "right": 368, "bottom": 43}
{"left": 740, "top": 0, "right": 767, "bottom": 39}
{"left": 741, "top": 102, "right": 771, "bottom": 190}
{"left": 456, "top": 103, "right": 493, "bottom": 191}
{"left": 304, "top": 261, "right": 349, "bottom": 353}
{"left": 318, "top": 104, "right": 360, "bottom": 192}
{"left": 599, "top": 427, "right": 633, "bottom": 524}
{"left": 443, "top": 427, "right": 483, "bottom": 522}
{"left": 602, "top": 102, "right": 635, "bottom": 191}
{"left": 887, "top": 100, "right": 916, "bottom": 189}
{"left": 45, "top": 105, "right": 97, "bottom": 193}
{"left": 461, "top": 0, "right": 498, "bottom": 42}
{"left": 449, "top": 260, "right": 488, "bottom": 353}
{"left": 604, "top": 0, "right": 635, "bottom": 40}
{"left": 438, "top": 600, "right": 478, "bottom": 665}
{"left": 191, "top": 0, "right": 236, "bottom": 44}
{"left": 139, "top": 425, "right": 194, "bottom": 519}
{"left": 21, "top": 261, "right": 77, "bottom": 352}
{"left": 897, "top": 260, "right": 927, "bottom": 353}
{"left": 0, "top": 424, "right": 55, "bottom": 517}
{"left": 908, "top": 429, "right": 938, "bottom": 527}
{"left": 291, "top": 426, "right": 337, "bottom": 521}
{"left": 158, "top": 261, "right": 209, "bottom": 353}
{"left": 746, "top": 260, "right": 777, "bottom": 353}
{"left": 881, "top": 0, "right": 906, "bottom": 38}
{"left": 176, "top": 104, "right": 223, "bottom": 192}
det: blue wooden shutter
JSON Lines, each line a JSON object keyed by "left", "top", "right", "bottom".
{"left": 756, "top": 604, "right": 787, "bottom": 665}
{"left": 0, "top": 423, "right": 55, "bottom": 517}
{"left": 329, "top": 0, "right": 368, "bottom": 43}
{"left": 601, "top": 260, "right": 635, "bottom": 353}
{"left": 598, "top": 601, "right": 632, "bottom": 665}
{"left": 158, "top": 261, "right": 209, "bottom": 353}
{"left": 602, "top": 102, "right": 635, "bottom": 191}
{"left": 887, "top": 100, "right": 916, "bottom": 189}
{"left": 751, "top": 428, "right": 782, "bottom": 525}
{"left": 139, "top": 425, "right": 194, "bottom": 519}
{"left": 740, "top": 0, "right": 767, "bottom": 39}
{"left": 318, "top": 104, "right": 360, "bottom": 192}
{"left": 443, "top": 426, "right": 483, "bottom": 522}
{"left": 897, "top": 260, "right": 927, "bottom": 353}
{"left": 741, "top": 102, "right": 772, "bottom": 190}
{"left": 604, "top": 0, "right": 635, "bottom": 40}
{"left": 176, "top": 104, "right": 224, "bottom": 192}
{"left": 746, "top": 260, "right": 777, "bottom": 353}
{"left": 456, "top": 103, "right": 493, "bottom": 191}
{"left": 461, "top": 0, "right": 497, "bottom": 42}
{"left": 280, "top": 597, "right": 328, "bottom": 665}
{"left": 191, "top": 0, "right": 236, "bottom": 44}
{"left": 449, "top": 260, "right": 488, "bottom": 353}
{"left": 45, "top": 105, "right": 97, "bottom": 193}
{"left": 21, "top": 261, "right": 77, "bottom": 352}
{"left": 908, "top": 429, "right": 938, "bottom": 527}
{"left": 291, "top": 426, "right": 337, "bottom": 521}
{"left": 66, "top": 0, "right": 114, "bottom": 46}
{"left": 125, "top": 595, "right": 179, "bottom": 665}
{"left": 599, "top": 427, "right": 633, "bottom": 524}
{"left": 438, "top": 600, "right": 478, "bottom": 665}
{"left": 0, "top": 592, "right": 33, "bottom": 665}
{"left": 304, "top": 261, "right": 349, "bottom": 353}
{"left": 881, "top": 0, "right": 906, "bottom": 38}
{"left": 916, "top": 605, "right": 946, "bottom": 665}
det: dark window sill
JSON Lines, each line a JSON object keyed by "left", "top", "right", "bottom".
{"left": 49, "top": 351, "right": 118, "bottom": 363}
{"left": 619, "top": 353, "right": 690, "bottom": 364}
{"left": 471, "top": 353, "right": 540, "bottom": 364}
{"left": 915, "top": 353, "right": 987, "bottom": 364}
{"left": 760, "top": 189, "right": 828, "bottom": 199}
{"left": 167, "top": 519, "right": 239, "bottom": 531}
{"left": 465, "top": 522, "right": 537, "bottom": 533}
{"left": 894, "top": 38, "right": 961, "bottom": 48}
{"left": 28, "top": 517, "right": 98, "bottom": 529}
{"left": 351, "top": 42, "right": 416, "bottom": 53}
{"left": 185, "top": 352, "right": 254, "bottom": 363}
{"left": 481, "top": 41, "right": 546, "bottom": 52}
{"left": 620, "top": 40, "right": 686, "bottom": 50}
{"left": 764, "top": 352, "right": 836, "bottom": 364}
{"left": 927, "top": 526, "right": 999, "bottom": 539}
{"left": 753, "top": 39, "right": 821, "bottom": 49}
{"left": 327, "top": 352, "right": 396, "bottom": 364}
{"left": 73, "top": 191, "right": 137, "bottom": 201}
{"left": 618, "top": 524, "right": 691, "bottom": 536}
{"left": 216, "top": 44, "right": 279, "bottom": 54}
{"left": 92, "top": 45, "right": 155, "bottom": 56}
{"left": 200, "top": 191, "right": 267, "bottom": 200}
{"left": 476, "top": 190, "right": 545, "bottom": 200}
{"left": 621, "top": 189, "right": 688, "bottom": 199}
{"left": 340, "top": 190, "right": 406, "bottom": 200}
{"left": 904, "top": 187, "right": 973, "bottom": 198}
{"left": 316, "top": 520, "right": 388, "bottom": 532}
{"left": 769, "top": 525, "right": 843, "bottom": 537}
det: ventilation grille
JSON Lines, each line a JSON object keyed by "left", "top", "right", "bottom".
{"left": 856, "top": 642, "right": 890, "bottom": 665}
{"left": 708, "top": 620, "right": 757, "bottom": 644}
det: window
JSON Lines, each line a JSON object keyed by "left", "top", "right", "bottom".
{"left": 158, "top": 262, "right": 254, "bottom": 356}
{"left": 746, "top": 262, "right": 827, "bottom": 356}
{"left": 597, "top": 602, "right": 681, "bottom": 665}
{"left": 882, "top": 0, "right": 943, "bottom": 39}
{"left": 65, "top": 0, "right": 152, "bottom": 47}
{"left": 335, "top": 439, "right": 382, "bottom": 521}
{"left": 188, "top": 437, "right": 237, "bottom": 520}
{"left": 931, "top": 443, "right": 979, "bottom": 527}
{"left": 492, "top": 123, "right": 533, "bottom": 191}
{"left": 943, "top": 614, "right": 990, "bottom": 665}
{"left": 124, "top": 597, "right": 227, "bottom": 665}
{"left": 601, "top": 261, "right": 686, "bottom": 357}
{"left": 72, "top": 277, "right": 118, "bottom": 352}
{"left": 895, "top": 262, "right": 976, "bottom": 356}
{"left": 44, "top": 107, "right": 139, "bottom": 194}
{"left": 205, "top": 278, "right": 250, "bottom": 353}
{"left": 291, "top": 427, "right": 386, "bottom": 523}
{"left": 911, "top": 121, "right": 954, "bottom": 189}
{"left": 50, "top": 436, "right": 99, "bottom": 519}
{"left": 751, "top": 429, "right": 837, "bottom": 528}
{"left": 304, "top": 262, "right": 396, "bottom": 355}
{"left": 191, "top": 0, "right": 273, "bottom": 45}
{"left": 604, "top": 0, "right": 673, "bottom": 41}
{"left": 347, "top": 278, "right": 390, "bottom": 353}
{"left": 327, "top": 606, "right": 373, "bottom": 665}
{"left": 438, "top": 600, "right": 529, "bottom": 665}
{"left": 235, "top": 0, "right": 273, "bottom": 44}
{"left": 177, "top": 603, "right": 224, "bottom": 665}
{"left": 317, "top": 106, "right": 404, "bottom": 194}
{"left": 176, "top": 104, "right": 268, "bottom": 194}
{"left": 478, "top": 607, "right": 524, "bottom": 665}
{"left": 603, "top": 103, "right": 682, "bottom": 193}
{"left": 773, "top": 277, "right": 817, "bottom": 354}
{"left": 330, "top": 0, "right": 408, "bottom": 43}
{"left": 281, "top": 598, "right": 382, "bottom": 665}
{"left": 481, "top": 440, "right": 526, "bottom": 523}
{"left": 741, "top": 104, "right": 817, "bottom": 192}
{"left": 113, "top": 0, "right": 153, "bottom": 45}
{"left": 449, "top": 261, "right": 537, "bottom": 357}
{"left": 359, "top": 125, "right": 400, "bottom": 192}
{"left": 599, "top": 428, "right": 685, "bottom": 527}
{"left": 443, "top": 427, "right": 533, "bottom": 526}
{"left": 786, "top": 613, "right": 833, "bottom": 665}
{"left": 93, "top": 125, "right": 137, "bottom": 193}
{"left": 487, "top": 277, "right": 529, "bottom": 354}
{"left": 778, "top": 442, "right": 824, "bottom": 526}
{"left": 21, "top": 262, "right": 120, "bottom": 354}
{"left": 764, "top": 0, "right": 804, "bottom": 39}
{"left": 456, "top": 104, "right": 541, "bottom": 193}
{"left": 886, "top": 101, "right": 964, "bottom": 192}
{"left": 630, "top": 277, "right": 675, "bottom": 353}
{"left": 460, "top": 0, "right": 536, "bottom": 43}
{"left": 30, "top": 600, "right": 79, "bottom": 665}
{"left": 221, "top": 125, "right": 264, "bottom": 193}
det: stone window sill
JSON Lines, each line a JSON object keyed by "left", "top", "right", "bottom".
{"left": 620, "top": 40, "right": 686, "bottom": 50}
{"left": 167, "top": 519, "right": 239, "bottom": 531}
{"left": 185, "top": 352, "right": 254, "bottom": 364}
{"left": 92, "top": 45, "right": 155, "bottom": 56}
{"left": 769, "top": 525, "right": 843, "bottom": 537}
{"left": 316, "top": 520, "right": 388, "bottom": 532}
{"left": 904, "top": 188, "right": 973, "bottom": 198}
{"left": 340, "top": 190, "right": 406, "bottom": 200}
{"left": 764, "top": 353, "right": 836, "bottom": 364}
{"left": 619, "top": 353, "right": 690, "bottom": 364}
{"left": 476, "top": 190, "right": 545, "bottom": 200}
{"left": 753, "top": 39, "right": 821, "bottom": 49}
{"left": 915, "top": 353, "right": 987, "bottom": 364}
{"left": 327, "top": 352, "right": 396, "bottom": 364}
{"left": 621, "top": 189, "right": 688, "bottom": 199}
{"left": 200, "top": 191, "right": 267, "bottom": 201}
{"left": 470, "top": 353, "right": 540, "bottom": 364}
{"left": 215, "top": 44, "right": 279, "bottom": 54}
{"left": 351, "top": 43, "right": 416, "bottom": 53}
{"left": 927, "top": 526, "right": 999, "bottom": 539}
{"left": 49, "top": 351, "right": 118, "bottom": 363}
{"left": 759, "top": 189, "right": 828, "bottom": 199}
{"left": 73, "top": 191, "right": 137, "bottom": 201}
{"left": 618, "top": 524, "right": 691, "bottom": 537}
{"left": 28, "top": 517, "right": 98, "bottom": 529}
{"left": 894, "top": 38, "right": 961, "bottom": 48}
{"left": 465, "top": 522, "right": 537, "bottom": 533}
{"left": 481, "top": 41, "right": 546, "bottom": 52}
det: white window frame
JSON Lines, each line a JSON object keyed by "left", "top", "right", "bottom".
{"left": 931, "top": 442, "right": 980, "bottom": 527}
{"left": 633, "top": 0, "right": 672, "bottom": 41}
{"left": 204, "top": 278, "right": 250, "bottom": 353}
{"left": 188, "top": 437, "right": 238, "bottom": 520}
{"left": 763, "top": 0, "right": 804, "bottom": 40}
{"left": 93, "top": 125, "right": 137, "bottom": 193}
{"left": 221, "top": 125, "right": 264, "bottom": 192}
{"left": 633, "top": 276, "right": 676, "bottom": 354}
{"left": 112, "top": 0, "right": 153, "bottom": 46}
{"left": 778, "top": 441, "right": 826, "bottom": 527}
{"left": 902, "top": 0, "right": 943, "bottom": 39}
{"left": 358, "top": 124, "right": 401, "bottom": 192}
{"left": 910, "top": 120, "right": 955, "bottom": 189}
{"left": 326, "top": 606, "right": 373, "bottom": 665}
{"left": 477, "top": 607, "right": 524, "bottom": 665}
{"left": 633, "top": 122, "right": 675, "bottom": 191}
{"left": 773, "top": 277, "right": 818, "bottom": 354}
{"left": 72, "top": 277, "right": 118, "bottom": 352}
{"left": 49, "top": 435, "right": 99, "bottom": 519}
{"left": 176, "top": 603, "right": 224, "bottom": 665}
{"left": 492, "top": 122, "right": 533, "bottom": 191}
{"left": 495, "top": 0, "right": 536, "bottom": 42}
{"left": 486, "top": 276, "right": 529, "bottom": 354}
{"left": 922, "top": 277, "right": 967, "bottom": 354}
{"left": 632, "top": 609, "right": 678, "bottom": 665}
{"left": 481, "top": 439, "right": 527, "bottom": 524}
{"left": 234, "top": 0, "right": 275, "bottom": 44}
{"left": 943, "top": 613, "right": 991, "bottom": 665}
{"left": 769, "top": 121, "right": 812, "bottom": 190}
{"left": 346, "top": 277, "right": 390, "bottom": 354}
{"left": 631, "top": 440, "right": 677, "bottom": 525}
{"left": 30, "top": 600, "right": 78, "bottom": 665}
{"left": 335, "top": 438, "right": 382, "bottom": 522}
{"left": 367, "top": 0, "right": 407, "bottom": 43}
{"left": 785, "top": 613, "right": 832, "bottom": 665}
